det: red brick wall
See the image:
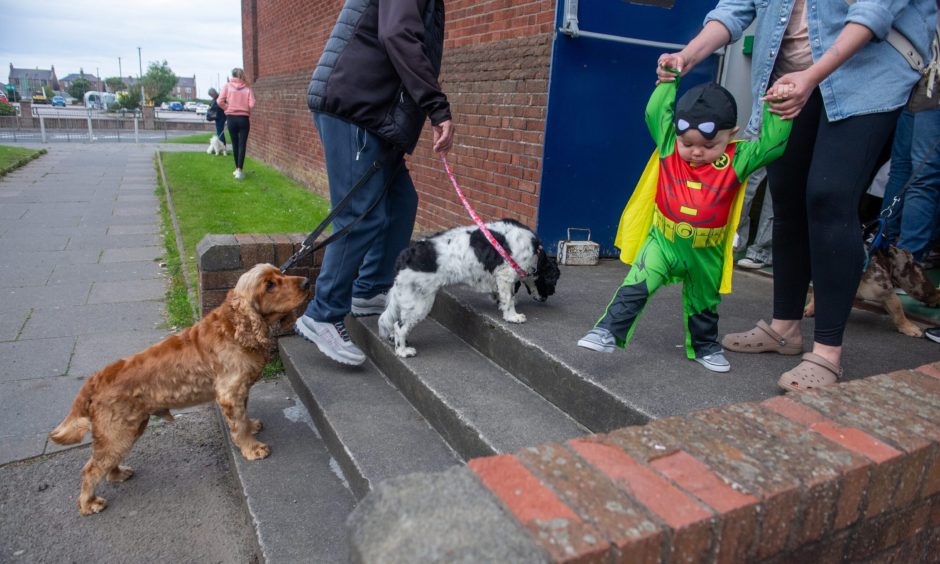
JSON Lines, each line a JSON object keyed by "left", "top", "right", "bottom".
{"left": 243, "top": 0, "right": 555, "bottom": 231}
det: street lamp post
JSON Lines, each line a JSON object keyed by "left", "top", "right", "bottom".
{"left": 137, "top": 47, "right": 145, "bottom": 105}
{"left": 118, "top": 57, "right": 122, "bottom": 87}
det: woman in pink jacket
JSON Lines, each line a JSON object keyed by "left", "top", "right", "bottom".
{"left": 217, "top": 68, "right": 255, "bottom": 180}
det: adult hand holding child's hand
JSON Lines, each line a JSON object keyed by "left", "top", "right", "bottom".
{"left": 764, "top": 70, "right": 818, "bottom": 120}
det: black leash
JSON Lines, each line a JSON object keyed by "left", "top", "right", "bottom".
{"left": 280, "top": 154, "right": 404, "bottom": 272}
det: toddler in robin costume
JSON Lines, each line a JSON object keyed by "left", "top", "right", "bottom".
{"left": 577, "top": 73, "right": 792, "bottom": 372}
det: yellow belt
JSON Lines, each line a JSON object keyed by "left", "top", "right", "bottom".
{"left": 652, "top": 209, "right": 727, "bottom": 248}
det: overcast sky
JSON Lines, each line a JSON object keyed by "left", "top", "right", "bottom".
{"left": 1, "top": 0, "right": 243, "bottom": 98}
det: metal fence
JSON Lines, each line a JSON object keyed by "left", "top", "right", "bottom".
{"left": 0, "top": 106, "right": 212, "bottom": 143}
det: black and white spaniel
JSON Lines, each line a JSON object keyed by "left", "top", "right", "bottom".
{"left": 378, "top": 219, "right": 560, "bottom": 357}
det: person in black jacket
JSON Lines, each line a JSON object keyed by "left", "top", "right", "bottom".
{"left": 295, "top": 0, "right": 454, "bottom": 366}
{"left": 207, "top": 87, "right": 226, "bottom": 149}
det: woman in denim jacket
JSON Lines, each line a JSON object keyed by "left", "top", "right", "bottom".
{"left": 657, "top": 0, "right": 936, "bottom": 391}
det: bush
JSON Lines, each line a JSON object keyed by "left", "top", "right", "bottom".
{"left": 0, "top": 101, "right": 16, "bottom": 116}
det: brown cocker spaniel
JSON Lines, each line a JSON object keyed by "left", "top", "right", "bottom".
{"left": 50, "top": 263, "right": 310, "bottom": 516}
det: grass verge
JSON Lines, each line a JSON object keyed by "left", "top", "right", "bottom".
{"left": 155, "top": 156, "right": 198, "bottom": 329}
{"left": 0, "top": 145, "right": 46, "bottom": 176}
{"left": 158, "top": 151, "right": 329, "bottom": 374}
{"left": 164, "top": 131, "right": 232, "bottom": 144}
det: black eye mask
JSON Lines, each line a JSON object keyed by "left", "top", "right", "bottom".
{"left": 674, "top": 82, "right": 737, "bottom": 141}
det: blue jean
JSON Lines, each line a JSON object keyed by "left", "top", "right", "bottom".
{"left": 734, "top": 166, "right": 773, "bottom": 264}
{"left": 215, "top": 116, "right": 227, "bottom": 145}
{"left": 881, "top": 108, "right": 940, "bottom": 261}
{"left": 305, "top": 112, "right": 418, "bottom": 323}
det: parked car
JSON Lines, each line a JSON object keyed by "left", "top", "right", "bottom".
{"left": 0, "top": 92, "right": 8, "bottom": 103}
{"left": 32, "top": 91, "right": 48, "bottom": 104}
{"left": 194, "top": 103, "right": 209, "bottom": 116}
{"left": 168, "top": 101, "right": 184, "bottom": 111}
{"left": 184, "top": 101, "right": 197, "bottom": 111}
{"left": 51, "top": 96, "right": 66, "bottom": 107}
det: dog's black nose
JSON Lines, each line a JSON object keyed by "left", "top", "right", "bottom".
{"left": 300, "top": 278, "right": 310, "bottom": 290}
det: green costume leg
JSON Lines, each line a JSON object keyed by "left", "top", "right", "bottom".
{"left": 596, "top": 230, "right": 680, "bottom": 347}
{"left": 675, "top": 243, "right": 724, "bottom": 359}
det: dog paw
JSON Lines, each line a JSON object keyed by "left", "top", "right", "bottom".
{"left": 79, "top": 496, "right": 108, "bottom": 516}
{"left": 242, "top": 442, "right": 271, "bottom": 460}
{"left": 249, "top": 418, "right": 263, "bottom": 434}
{"left": 900, "top": 324, "right": 924, "bottom": 338}
{"left": 396, "top": 347, "right": 417, "bottom": 358}
{"left": 504, "top": 313, "right": 527, "bottom": 323}
{"left": 107, "top": 465, "right": 135, "bottom": 482}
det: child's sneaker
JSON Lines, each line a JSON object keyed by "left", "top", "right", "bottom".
{"left": 694, "top": 351, "right": 731, "bottom": 373}
{"left": 577, "top": 327, "right": 616, "bottom": 353}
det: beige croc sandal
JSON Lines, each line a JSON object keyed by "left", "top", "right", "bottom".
{"left": 721, "top": 320, "right": 803, "bottom": 355}
{"left": 777, "top": 352, "right": 843, "bottom": 392}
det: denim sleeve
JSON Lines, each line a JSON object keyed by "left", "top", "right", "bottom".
{"left": 845, "top": 0, "right": 911, "bottom": 40}
{"left": 704, "top": 0, "right": 758, "bottom": 43}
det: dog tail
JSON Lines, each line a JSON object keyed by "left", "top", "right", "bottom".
{"left": 49, "top": 384, "right": 93, "bottom": 445}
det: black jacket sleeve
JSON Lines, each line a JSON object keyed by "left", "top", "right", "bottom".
{"left": 378, "top": 0, "right": 451, "bottom": 125}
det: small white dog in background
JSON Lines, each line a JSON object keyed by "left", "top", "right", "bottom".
{"left": 207, "top": 134, "right": 227, "bottom": 156}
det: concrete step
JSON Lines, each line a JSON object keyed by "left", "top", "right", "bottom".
{"left": 220, "top": 378, "right": 355, "bottom": 564}
{"left": 429, "top": 261, "right": 940, "bottom": 428}
{"left": 348, "top": 316, "right": 588, "bottom": 459}
{"left": 280, "top": 335, "right": 461, "bottom": 500}
{"left": 430, "top": 282, "right": 645, "bottom": 432}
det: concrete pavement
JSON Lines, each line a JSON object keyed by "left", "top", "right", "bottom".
{"left": 0, "top": 143, "right": 169, "bottom": 465}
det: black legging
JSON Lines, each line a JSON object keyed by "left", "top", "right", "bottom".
{"left": 766, "top": 89, "right": 899, "bottom": 346}
{"left": 227, "top": 115, "right": 250, "bottom": 169}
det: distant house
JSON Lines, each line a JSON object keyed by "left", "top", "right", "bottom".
{"left": 59, "top": 69, "right": 102, "bottom": 93}
{"left": 8, "top": 64, "right": 60, "bottom": 99}
{"left": 172, "top": 76, "right": 197, "bottom": 101}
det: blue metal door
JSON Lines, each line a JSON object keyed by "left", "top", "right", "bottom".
{"left": 538, "top": 1, "right": 722, "bottom": 256}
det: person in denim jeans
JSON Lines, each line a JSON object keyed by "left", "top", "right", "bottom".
{"left": 734, "top": 166, "right": 774, "bottom": 269}
{"left": 207, "top": 87, "right": 227, "bottom": 149}
{"left": 881, "top": 76, "right": 940, "bottom": 263}
{"left": 657, "top": 0, "right": 936, "bottom": 391}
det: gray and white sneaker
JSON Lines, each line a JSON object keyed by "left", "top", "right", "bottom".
{"left": 736, "top": 257, "right": 768, "bottom": 269}
{"left": 351, "top": 293, "right": 387, "bottom": 317}
{"left": 694, "top": 351, "right": 731, "bottom": 373}
{"left": 295, "top": 315, "right": 365, "bottom": 366}
{"left": 577, "top": 327, "right": 616, "bottom": 353}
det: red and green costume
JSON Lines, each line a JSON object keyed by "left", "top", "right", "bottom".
{"left": 596, "top": 79, "right": 791, "bottom": 359}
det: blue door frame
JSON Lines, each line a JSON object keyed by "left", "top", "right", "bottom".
{"left": 537, "top": 1, "right": 722, "bottom": 257}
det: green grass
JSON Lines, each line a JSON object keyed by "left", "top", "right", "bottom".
{"left": 0, "top": 145, "right": 46, "bottom": 175}
{"left": 155, "top": 157, "right": 198, "bottom": 329}
{"left": 159, "top": 152, "right": 329, "bottom": 282}
{"left": 164, "top": 131, "right": 232, "bottom": 144}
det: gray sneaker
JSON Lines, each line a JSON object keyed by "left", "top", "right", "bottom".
{"left": 351, "top": 293, "right": 387, "bottom": 317}
{"left": 295, "top": 316, "right": 365, "bottom": 366}
{"left": 736, "top": 257, "right": 768, "bottom": 269}
{"left": 577, "top": 327, "right": 616, "bottom": 353}
{"left": 694, "top": 351, "right": 731, "bottom": 373}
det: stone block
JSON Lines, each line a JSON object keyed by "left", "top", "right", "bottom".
{"left": 197, "top": 234, "right": 240, "bottom": 271}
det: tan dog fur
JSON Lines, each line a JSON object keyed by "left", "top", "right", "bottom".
{"left": 804, "top": 246, "right": 940, "bottom": 337}
{"left": 49, "top": 264, "right": 310, "bottom": 515}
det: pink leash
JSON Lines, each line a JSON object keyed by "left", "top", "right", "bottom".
{"left": 440, "top": 153, "right": 530, "bottom": 278}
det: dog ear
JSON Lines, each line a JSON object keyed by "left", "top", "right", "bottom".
{"left": 228, "top": 292, "right": 273, "bottom": 351}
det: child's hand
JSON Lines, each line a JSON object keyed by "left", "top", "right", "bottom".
{"left": 763, "top": 70, "right": 818, "bottom": 120}
{"left": 656, "top": 54, "right": 684, "bottom": 83}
